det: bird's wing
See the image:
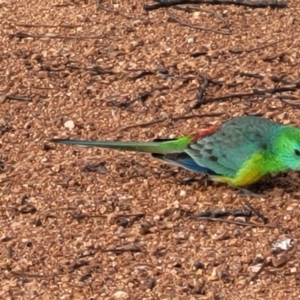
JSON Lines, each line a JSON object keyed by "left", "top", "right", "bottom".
{"left": 186, "top": 116, "right": 280, "bottom": 177}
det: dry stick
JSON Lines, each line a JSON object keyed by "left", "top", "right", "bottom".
{"left": 262, "top": 52, "right": 286, "bottom": 62}
{"left": 107, "top": 86, "right": 168, "bottom": 109}
{"left": 166, "top": 8, "right": 232, "bottom": 35}
{"left": 205, "top": 85, "right": 300, "bottom": 104}
{"left": 11, "top": 271, "right": 53, "bottom": 278}
{"left": 213, "top": 39, "right": 284, "bottom": 55}
{"left": 71, "top": 212, "right": 145, "bottom": 220}
{"left": 144, "top": 0, "right": 288, "bottom": 11}
{"left": 242, "top": 39, "right": 284, "bottom": 53}
{"left": 0, "top": 94, "right": 31, "bottom": 102}
{"left": 172, "top": 112, "right": 224, "bottom": 120}
{"left": 117, "top": 118, "right": 173, "bottom": 132}
{"left": 191, "top": 39, "right": 283, "bottom": 56}
{"left": 239, "top": 72, "right": 293, "bottom": 86}
{"left": 239, "top": 72, "right": 264, "bottom": 79}
{"left": 14, "top": 23, "right": 82, "bottom": 28}
{"left": 9, "top": 32, "right": 112, "bottom": 40}
{"left": 190, "top": 51, "right": 208, "bottom": 57}
{"left": 243, "top": 200, "right": 269, "bottom": 224}
{"left": 116, "top": 112, "right": 224, "bottom": 133}
{"left": 276, "top": 95, "right": 298, "bottom": 100}
{"left": 195, "top": 209, "right": 252, "bottom": 218}
{"left": 101, "top": 246, "right": 141, "bottom": 253}
{"left": 194, "top": 217, "right": 278, "bottom": 228}
{"left": 192, "top": 72, "right": 210, "bottom": 110}
{"left": 38, "top": 64, "right": 116, "bottom": 76}
{"left": 280, "top": 98, "right": 300, "bottom": 108}
{"left": 129, "top": 70, "right": 155, "bottom": 80}
{"left": 65, "top": 65, "right": 115, "bottom": 75}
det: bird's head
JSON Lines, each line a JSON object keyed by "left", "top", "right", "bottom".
{"left": 274, "top": 126, "right": 300, "bottom": 171}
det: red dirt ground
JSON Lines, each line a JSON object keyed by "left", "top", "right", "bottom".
{"left": 1, "top": 0, "right": 300, "bottom": 299}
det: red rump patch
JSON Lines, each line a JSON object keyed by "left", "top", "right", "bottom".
{"left": 191, "top": 125, "right": 219, "bottom": 141}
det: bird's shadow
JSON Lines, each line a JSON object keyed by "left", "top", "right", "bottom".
{"left": 253, "top": 172, "right": 300, "bottom": 195}
{"left": 164, "top": 168, "right": 300, "bottom": 197}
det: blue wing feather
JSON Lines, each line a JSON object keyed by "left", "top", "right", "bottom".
{"left": 152, "top": 153, "right": 217, "bottom": 175}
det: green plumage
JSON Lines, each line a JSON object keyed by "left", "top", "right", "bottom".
{"left": 51, "top": 116, "right": 300, "bottom": 187}
{"left": 51, "top": 136, "right": 191, "bottom": 154}
{"left": 187, "top": 116, "right": 280, "bottom": 177}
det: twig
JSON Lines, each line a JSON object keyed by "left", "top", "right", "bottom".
{"left": 195, "top": 209, "right": 252, "bottom": 218}
{"left": 128, "top": 70, "right": 155, "bottom": 80}
{"left": 0, "top": 94, "right": 31, "bottom": 102}
{"left": 11, "top": 271, "right": 53, "bottom": 278}
{"left": 227, "top": 39, "right": 284, "bottom": 54}
{"left": 117, "top": 117, "right": 172, "bottom": 132}
{"left": 116, "top": 112, "right": 224, "bottom": 132}
{"left": 239, "top": 72, "right": 264, "bottom": 79}
{"left": 243, "top": 200, "right": 269, "bottom": 224}
{"left": 107, "top": 87, "right": 168, "bottom": 109}
{"left": 68, "top": 261, "right": 89, "bottom": 272}
{"left": 166, "top": 8, "right": 232, "bottom": 35}
{"left": 68, "top": 65, "right": 115, "bottom": 75}
{"left": 101, "top": 245, "right": 141, "bottom": 253}
{"left": 190, "top": 51, "right": 208, "bottom": 57}
{"left": 204, "top": 84, "right": 300, "bottom": 104}
{"left": 192, "top": 39, "right": 284, "bottom": 57}
{"left": 275, "top": 95, "right": 299, "bottom": 100}
{"left": 243, "top": 39, "right": 284, "bottom": 53}
{"left": 40, "top": 64, "right": 116, "bottom": 76}
{"left": 194, "top": 216, "right": 277, "bottom": 228}
{"left": 239, "top": 72, "right": 293, "bottom": 85}
{"left": 205, "top": 92, "right": 255, "bottom": 102}
{"left": 262, "top": 52, "right": 285, "bottom": 62}
{"left": 144, "top": 0, "right": 288, "bottom": 11}
{"left": 280, "top": 98, "right": 300, "bottom": 108}
{"left": 9, "top": 31, "right": 113, "bottom": 40}
{"left": 14, "top": 23, "right": 82, "bottom": 29}
{"left": 70, "top": 212, "right": 145, "bottom": 220}
{"left": 191, "top": 72, "right": 210, "bottom": 110}
{"left": 172, "top": 112, "right": 224, "bottom": 121}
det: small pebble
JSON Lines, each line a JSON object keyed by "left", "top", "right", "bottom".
{"left": 64, "top": 120, "right": 75, "bottom": 130}
{"left": 187, "top": 37, "right": 194, "bottom": 44}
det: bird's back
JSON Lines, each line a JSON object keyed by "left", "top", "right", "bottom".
{"left": 186, "top": 116, "right": 281, "bottom": 177}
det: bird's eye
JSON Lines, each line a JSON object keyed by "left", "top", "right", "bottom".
{"left": 295, "top": 149, "right": 300, "bottom": 156}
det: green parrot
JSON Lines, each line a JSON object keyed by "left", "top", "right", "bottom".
{"left": 51, "top": 116, "right": 300, "bottom": 188}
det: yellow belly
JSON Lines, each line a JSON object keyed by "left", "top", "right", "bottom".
{"left": 210, "top": 153, "right": 266, "bottom": 187}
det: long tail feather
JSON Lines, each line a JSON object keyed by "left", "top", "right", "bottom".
{"left": 50, "top": 136, "right": 192, "bottom": 154}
